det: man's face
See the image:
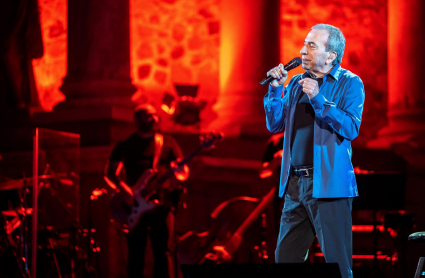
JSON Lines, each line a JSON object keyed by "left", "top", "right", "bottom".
{"left": 134, "top": 110, "right": 159, "bottom": 132}
{"left": 300, "top": 29, "right": 332, "bottom": 74}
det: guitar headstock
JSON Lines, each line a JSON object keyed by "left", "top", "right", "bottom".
{"left": 199, "top": 132, "right": 224, "bottom": 150}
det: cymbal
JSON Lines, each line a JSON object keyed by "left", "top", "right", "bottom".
{"left": 0, "top": 175, "right": 55, "bottom": 191}
{"left": 1, "top": 208, "right": 33, "bottom": 216}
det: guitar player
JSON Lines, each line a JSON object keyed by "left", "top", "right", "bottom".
{"left": 104, "top": 104, "right": 189, "bottom": 278}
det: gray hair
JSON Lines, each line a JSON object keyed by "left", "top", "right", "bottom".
{"left": 311, "top": 24, "right": 346, "bottom": 66}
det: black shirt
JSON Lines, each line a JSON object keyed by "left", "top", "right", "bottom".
{"left": 109, "top": 133, "right": 181, "bottom": 186}
{"left": 290, "top": 78, "right": 323, "bottom": 167}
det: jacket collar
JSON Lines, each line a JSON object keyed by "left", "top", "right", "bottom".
{"left": 300, "top": 63, "right": 342, "bottom": 82}
{"left": 326, "top": 63, "right": 342, "bottom": 81}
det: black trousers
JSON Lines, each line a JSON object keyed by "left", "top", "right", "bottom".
{"left": 275, "top": 174, "right": 353, "bottom": 278}
{"left": 126, "top": 206, "right": 174, "bottom": 278}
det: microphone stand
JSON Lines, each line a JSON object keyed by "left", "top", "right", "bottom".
{"left": 21, "top": 174, "right": 31, "bottom": 278}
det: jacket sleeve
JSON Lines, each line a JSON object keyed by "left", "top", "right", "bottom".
{"left": 263, "top": 83, "right": 289, "bottom": 133}
{"left": 309, "top": 76, "right": 365, "bottom": 141}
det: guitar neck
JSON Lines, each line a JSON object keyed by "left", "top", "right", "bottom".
{"left": 224, "top": 187, "right": 276, "bottom": 255}
{"left": 156, "top": 145, "right": 204, "bottom": 185}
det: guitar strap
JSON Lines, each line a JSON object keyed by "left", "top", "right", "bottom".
{"left": 153, "top": 133, "right": 164, "bottom": 170}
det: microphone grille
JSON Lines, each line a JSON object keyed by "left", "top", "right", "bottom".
{"left": 285, "top": 57, "right": 302, "bottom": 71}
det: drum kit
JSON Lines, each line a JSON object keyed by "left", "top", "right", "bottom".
{"left": 0, "top": 174, "right": 44, "bottom": 278}
{"left": 0, "top": 173, "right": 93, "bottom": 278}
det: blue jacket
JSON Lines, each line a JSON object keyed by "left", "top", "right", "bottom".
{"left": 264, "top": 64, "right": 365, "bottom": 198}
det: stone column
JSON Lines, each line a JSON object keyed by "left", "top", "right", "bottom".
{"left": 34, "top": 0, "right": 137, "bottom": 146}
{"left": 368, "top": 0, "right": 425, "bottom": 149}
{"left": 34, "top": 2, "right": 137, "bottom": 277}
{"left": 208, "top": 0, "right": 280, "bottom": 137}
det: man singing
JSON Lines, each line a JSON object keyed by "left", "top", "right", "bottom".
{"left": 263, "top": 24, "right": 365, "bottom": 278}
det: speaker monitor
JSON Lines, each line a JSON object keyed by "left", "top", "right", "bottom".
{"left": 181, "top": 263, "right": 341, "bottom": 278}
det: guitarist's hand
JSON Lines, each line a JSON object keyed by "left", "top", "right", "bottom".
{"left": 119, "top": 181, "right": 135, "bottom": 197}
{"left": 171, "top": 159, "right": 189, "bottom": 181}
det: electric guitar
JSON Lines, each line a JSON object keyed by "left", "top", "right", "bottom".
{"left": 199, "top": 187, "right": 276, "bottom": 264}
{"left": 110, "top": 132, "right": 223, "bottom": 231}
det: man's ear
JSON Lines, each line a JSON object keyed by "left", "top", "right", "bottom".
{"left": 326, "top": 51, "right": 337, "bottom": 65}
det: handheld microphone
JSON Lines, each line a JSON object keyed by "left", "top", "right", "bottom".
{"left": 259, "top": 57, "right": 302, "bottom": 86}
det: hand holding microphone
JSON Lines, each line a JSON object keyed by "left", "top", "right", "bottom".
{"left": 267, "top": 64, "right": 288, "bottom": 87}
{"left": 260, "top": 57, "right": 302, "bottom": 87}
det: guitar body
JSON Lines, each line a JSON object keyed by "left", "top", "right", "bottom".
{"left": 110, "top": 169, "right": 159, "bottom": 231}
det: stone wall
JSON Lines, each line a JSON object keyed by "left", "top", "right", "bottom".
{"left": 130, "top": 0, "right": 220, "bottom": 129}
{"left": 32, "top": 0, "right": 67, "bottom": 111}
{"left": 34, "top": 0, "right": 388, "bottom": 144}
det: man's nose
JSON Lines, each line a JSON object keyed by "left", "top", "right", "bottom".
{"left": 300, "top": 45, "right": 307, "bottom": 54}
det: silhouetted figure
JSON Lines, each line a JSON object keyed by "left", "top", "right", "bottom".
{"left": 0, "top": 0, "right": 43, "bottom": 109}
{"left": 105, "top": 104, "right": 189, "bottom": 278}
